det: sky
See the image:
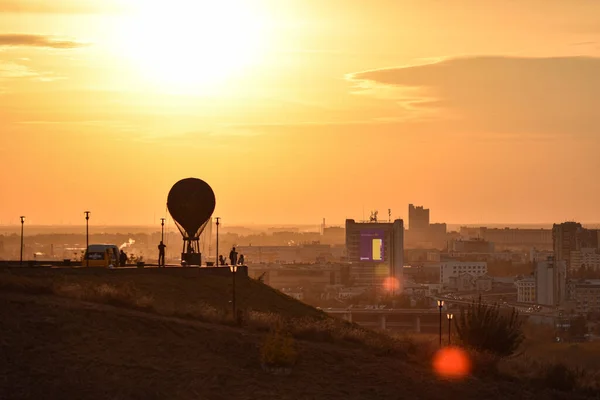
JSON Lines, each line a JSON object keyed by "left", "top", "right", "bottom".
{"left": 1, "top": 0, "right": 600, "bottom": 226}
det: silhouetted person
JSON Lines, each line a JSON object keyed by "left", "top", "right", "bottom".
{"left": 229, "top": 247, "right": 238, "bottom": 266}
{"left": 119, "top": 250, "right": 128, "bottom": 266}
{"left": 158, "top": 241, "right": 166, "bottom": 267}
{"left": 238, "top": 254, "right": 245, "bottom": 265}
{"left": 219, "top": 255, "right": 226, "bottom": 266}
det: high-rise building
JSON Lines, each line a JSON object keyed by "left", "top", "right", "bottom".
{"left": 535, "top": 257, "right": 567, "bottom": 307}
{"left": 345, "top": 219, "right": 404, "bottom": 290}
{"left": 408, "top": 204, "right": 429, "bottom": 232}
{"left": 553, "top": 222, "right": 600, "bottom": 271}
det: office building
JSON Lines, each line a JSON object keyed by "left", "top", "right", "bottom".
{"left": 345, "top": 219, "right": 404, "bottom": 289}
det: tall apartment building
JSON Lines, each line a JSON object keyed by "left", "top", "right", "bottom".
{"left": 553, "top": 222, "right": 600, "bottom": 272}
{"left": 408, "top": 204, "right": 429, "bottom": 232}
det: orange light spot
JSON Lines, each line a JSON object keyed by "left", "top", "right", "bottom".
{"left": 432, "top": 346, "right": 471, "bottom": 380}
{"left": 383, "top": 276, "right": 400, "bottom": 292}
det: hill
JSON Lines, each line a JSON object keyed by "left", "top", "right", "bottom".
{"left": 0, "top": 268, "right": 594, "bottom": 400}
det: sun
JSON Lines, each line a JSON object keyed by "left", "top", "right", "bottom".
{"left": 119, "top": 0, "right": 268, "bottom": 93}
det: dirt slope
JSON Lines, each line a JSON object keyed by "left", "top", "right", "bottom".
{"left": 0, "top": 290, "right": 588, "bottom": 400}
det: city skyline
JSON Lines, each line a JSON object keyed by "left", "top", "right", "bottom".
{"left": 2, "top": 0, "right": 600, "bottom": 225}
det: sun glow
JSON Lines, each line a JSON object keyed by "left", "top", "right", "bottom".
{"left": 119, "top": 0, "right": 269, "bottom": 93}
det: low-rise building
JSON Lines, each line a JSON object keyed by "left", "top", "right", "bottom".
{"left": 449, "top": 273, "right": 475, "bottom": 291}
{"left": 571, "top": 248, "right": 600, "bottom": 272}
{"left": 281, "top": 287, "right": 304, "bottom": 300}
{"left": 516, "top": 277, "right": 536, "bottom": 303}
{"left": 570, "top": 279, "right": 600, "bottom": 314}
{"left": 337, "top": 286, "right": 367, "bottom": 300}
{"left": 475, "top": 275, "right": 493, "bottom": 292}
{"left": 448, "top": 273, "right": 493, "bottom": 292}
{"left": 436, "top": 261, "right": 488, "bottom": 285}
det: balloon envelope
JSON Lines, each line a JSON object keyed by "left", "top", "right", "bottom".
{"left": 167, "top": 178, "right": 216, "bottom": 238}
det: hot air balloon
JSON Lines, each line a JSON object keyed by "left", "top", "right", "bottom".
{"left": 167, "top": 178, "right": 216, "bottom": 266}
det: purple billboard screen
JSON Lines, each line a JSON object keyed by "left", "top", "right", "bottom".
{"left": 359, "top": 230, "right": 384, "bottom": 262}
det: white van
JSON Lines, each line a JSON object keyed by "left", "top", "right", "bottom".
{"left": 82, "top": 244, "right": 120, "bottom": 267}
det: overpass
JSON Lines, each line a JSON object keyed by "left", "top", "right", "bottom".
{"left": 325, "top": 298, "right": 556, "bottom": 332}
{"left": 324, "top": 308, "right": 464, "bottom": 332}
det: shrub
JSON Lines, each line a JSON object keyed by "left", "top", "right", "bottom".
{"left": 543, "top": 363, "right": 577, "bottom": 392}
{"left": 455, "top": 296, "right": 523, "bottom": 357}
{"left": 260, "top": 326, "right": 298, "bottom": 369}
{"left": 53, "top": 282, "right": 154, "bottom": 311}
{"left": 0, "top": 273, "right": 53, "bottom": 295}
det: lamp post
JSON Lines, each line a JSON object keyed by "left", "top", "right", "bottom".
{"left": 84, "top": 211, "right": 90, "bottom": 266}
{"left": 229, "top": 264, "right": 237, "bottom": 319}
{"left": 215, "top": 217, "right": 221, "bottom": 265}
{"left": 19, "top": 216, "right": 25, "bottom": 265}
{"left": 447, "top": 313, "right": 454, "bottom": 346}
{"left": 437, "top": 300, "right": 444, "bottom": 348}
{"left": 160, "top": 218, "right": 166, "bottom": 267}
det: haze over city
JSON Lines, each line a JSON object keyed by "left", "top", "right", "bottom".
{"left": 2, "top": 0, "right": 600, "bottom": 226}
{"left": 3, "top": 1, "right": 600, "bottom": 399}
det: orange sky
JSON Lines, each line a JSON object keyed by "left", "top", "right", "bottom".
{"left": 1, "top": 0, "right": 600, "bottom": 226}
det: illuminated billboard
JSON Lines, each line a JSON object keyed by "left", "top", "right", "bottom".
{"left": 359, "top": 230, "right": 385, "bottom": 262}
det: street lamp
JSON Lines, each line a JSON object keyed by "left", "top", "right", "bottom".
{"left": 84, "top": 211, "right": 90, "bottom": 266}
{"left": 215, "top": 217, "right": 221, "bottom": 265}
{"left": 19, "top": 216, "right": 25, "bottom": 265}
{"left": 229, "top": 264, "right": 238, "bottom": 320}
{"left": 159, "top": 218, "right": 166, "bottom": 268}
{"left": 447, "top": 313, "right": 454, "bottom": 345}
{"left": 437, "top": 300, "right": 444, "bottom": 348}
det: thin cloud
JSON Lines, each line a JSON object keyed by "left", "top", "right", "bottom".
{"left": 0, "top": 0, "right": 123, "bottom": 14}
{"left": 0, "top": 62, "right": 37, "bottom": 78}
{"left": 0, "top": 34, "right": 87, "bottom": 49}
{"left": 348, "top": 56, "right": 600, "bottom": 136}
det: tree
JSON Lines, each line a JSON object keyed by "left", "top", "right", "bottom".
{"left": 455, "top": 296, "right": 524, "bottom": 357}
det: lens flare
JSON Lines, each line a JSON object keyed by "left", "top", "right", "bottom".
{"left": 432, "top": 346, "right": 471, "bottom": 380}
{"left": 383, "top": 276, "right": 400, "bottom": 292}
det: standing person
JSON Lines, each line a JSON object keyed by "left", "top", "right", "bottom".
{"left": 238, "top": 254, "right": 245, "bottom": 265}
{"left": 158, "top": 241, "right": 166, "bottom": 267}
{"left": 229, "top": 247, "right": 238, "bottom": 266}
{"left": 119, "top": 250, "right": 128, "bottom": 267}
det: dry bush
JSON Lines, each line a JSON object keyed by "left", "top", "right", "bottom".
{"left": 0, "top": 272, "right": 53, "bottom": 295}
{"left": 498, "top": 355, "right": 600, "bottom": 393}
{"left": 247, "top": 311, "right": 284, "bottom": 332}
{"left": 159, "top": 302, "right": 230, "bottom": 324}
{"left": 247, "top": 311, "right": 419, "bottom": 358}
{"left": 575, "top": 369, "right": 600, "bottom": 393}
{"left": 542, "top": 363, "right": 578, "bottom": 392}
{"left": 456, "top": 296, "right": 524, "bottom": 357}
{"left": 260, "top": 326, "right": 298, "bottom": 369}
{"left": 53, "top": 282, "right": 154, "bottom": 311}
{"left": 469, "top": 350, "right": 501, "bottom": 378}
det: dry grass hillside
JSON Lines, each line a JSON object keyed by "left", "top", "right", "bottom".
{"left": 0, "top": 267, "right": 596, "bottom": 400}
